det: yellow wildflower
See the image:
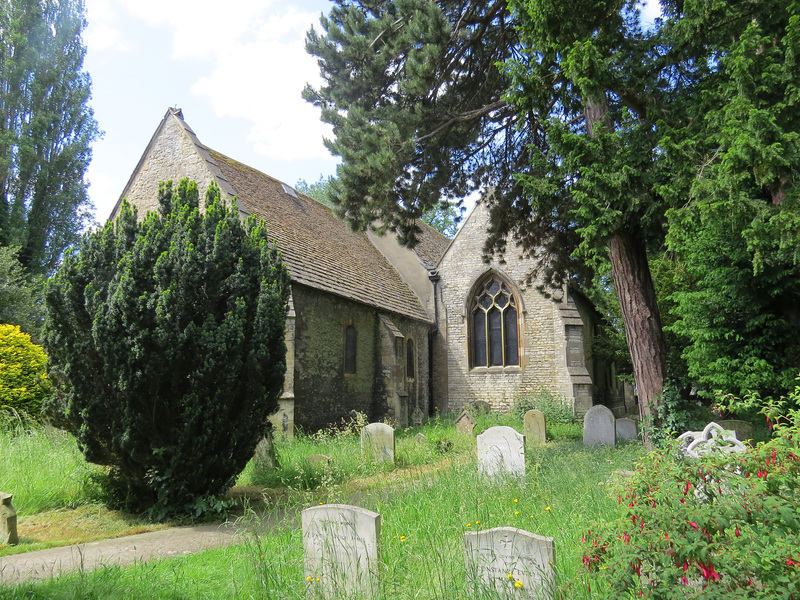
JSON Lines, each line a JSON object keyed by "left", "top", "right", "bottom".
{"left": 514, "top": 580, "right": 524, "bottom": 588}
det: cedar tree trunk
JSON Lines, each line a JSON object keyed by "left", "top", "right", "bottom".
{"left": 609, "top": 228, "right": 667, "bottom": 444}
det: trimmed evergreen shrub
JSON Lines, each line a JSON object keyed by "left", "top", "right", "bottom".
{"left": 43, "top": 179, "right": 290, "bottom": 518}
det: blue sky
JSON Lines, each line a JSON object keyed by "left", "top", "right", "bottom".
{"left": 82, "top": 0, "right": 661, "bottom": 225}
{"left": 83, "top": 0, "right": 338, "bottom": 223}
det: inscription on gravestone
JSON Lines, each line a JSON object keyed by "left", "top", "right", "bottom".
{"left": 583, "top": 405, "right": 616, "bottom": 447}
{"left": 523, "top": 410, "right": 546, "bottom": 447}
{"left": 477, "top": 426, "right": 526, "bottom": 479}
{"left": 464, "top": 527, "right": 555, "bottom": 600}
{"left": 361, "top": 423, "right": 395, "bottom": 463}
{"left": 302, "top": 504, "right": 381, "bottom": 599}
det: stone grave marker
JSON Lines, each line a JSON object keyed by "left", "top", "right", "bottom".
{"left": 477, "top": 426, "right": 526, "bottom": 479}
{"left": 455, "top": 409, "right": 477, "bottom": 435}
{"left": 0, "top": 492, "right": 18, "bottom": 546}
{"left": 718, "top": 419, "right": 754, "bottom": 442}
{"left": 523, "top": 410, "right": 546, "bottom": 446}
{"left": 411, "top": 405, "right": 425, "bottom": 427}
{"left": 361, "top": 423, "right": 395, "bottom": 463}
{"left": 302, "top": 504, "right": 381, "bottom": 599}
{"left": 678, "top": 422, "right": 747, "bottom": 458}
{"left": 307, "top": 454, "right": 332, "bottom": 469}
{"left": 464, "top": 526, "right": 555, "bottom": 600}
{"left": 414, "top": 432, "right": 427, "bottom": 445}
{"left": 472, "top": 400, "right": 491, "bottom": 414}
{"left": 583, "top": 405, "right": 616, "bottom": 447}
{"left": 615, "top": 418, "right": 638, "bottom": 442}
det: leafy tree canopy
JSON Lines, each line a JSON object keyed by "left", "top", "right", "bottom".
{"left": 0, "top": 0, "right": 99, "bottom": 274}
{"left": 43, "top": 180, "right": 290, "bottom": 517}
{"left": 0, "top": 246, "right": 44, "bottom": 339}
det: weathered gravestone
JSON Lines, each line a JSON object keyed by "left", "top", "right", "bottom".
{"left": 678, "top": 422, "right": 747, "bottom": 458}
{"left": 583, "top": 405, "right": 616, "bottom": 447}
{"left": 307, "top": 454, "right": 332, "bottom": 469}
{"left": 414, "top": 433, "right": 427, "bottom": 445}
{"left": 455, "top": 409, "right": 477, "bottom": 435}
{"left": 471, "top": 400, "right": 491, "bottom": 414}
{"left": 477, "top": 426, "right": 526, "bottom": 479}
{"left": 361, "top": 423, "right": 395, "bottom": 463}
{"left": 0, "top": 492, "right": 18, "bottom": 546}
{"left": 718, "top": 419, "right": 754, "bottom": 443}
{"left": 523, "top": 410, "right": 546, "bottom": 447}
{"left": 302, "top": 504, "right": 380, "bottom": 599}
{"left": 464, "top": 527, "right": 555, "bottom": 600}
{"left": 615, "top": 418, "right": 638, "bottom": 442}
{"left": 411, "top": 405, "right": 425, "bottom": 427}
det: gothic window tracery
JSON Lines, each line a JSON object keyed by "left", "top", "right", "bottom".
{"left": 470, "top": 274, "right": 520, "bottom": 368}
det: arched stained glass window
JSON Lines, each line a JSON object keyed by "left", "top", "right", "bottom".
{"left": 470, "top": 275, "right": 519, "bottom": 368}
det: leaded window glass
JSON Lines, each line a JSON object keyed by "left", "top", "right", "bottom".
{"left": 470, "top": 275, "right": 519, "bottom": 368}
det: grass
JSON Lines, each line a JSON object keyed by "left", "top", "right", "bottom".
{"left": 0, "top": 413, "right": 645, "bottom": 598}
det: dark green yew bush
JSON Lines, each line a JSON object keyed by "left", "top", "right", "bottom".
{"left": 583, "top": 381, "right": 800, "bottom": 598}
{"left": 44, "top": 179, "right": 290, "bottom": 518}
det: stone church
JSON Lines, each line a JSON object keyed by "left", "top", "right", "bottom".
{"left": 111, "top": 108, "right": 629, "bottom": 432}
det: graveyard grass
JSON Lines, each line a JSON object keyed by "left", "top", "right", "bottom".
{"left": 1, "top": 412, "right": 645, "bottom": 599}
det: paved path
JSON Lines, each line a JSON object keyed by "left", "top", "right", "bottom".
{"left": 0, "top": 508, "right": 291, "bottom": 586}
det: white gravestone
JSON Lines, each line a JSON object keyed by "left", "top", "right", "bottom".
{"left": 464, "top": 527, "right": 555, "bottom": 600}
{"left": 615, "top": 418, "right": 638, "bottom": 442}
{"left": 523, "top": 410, "right": 546, "bottom": 446}
{"left": 583, "top": 405, "right": 616, "bottom": 447}
{"left": 477, "top": 426, "right": 526, "bottom": 479}
{"left": 302, "top": 504, "right": 381, "bottom": 599}
{"left": 361, "top": 423, "right": 395, "bottom": 463}
{"left": 678, "top": 422, "right": 747, "bottom": 458}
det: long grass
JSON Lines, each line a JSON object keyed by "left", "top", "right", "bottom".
{"left": 1, "top": 418, "right": 644, "bottom": 599}
{"left": 0, "top": 420, "right": 100, "bottom": 514}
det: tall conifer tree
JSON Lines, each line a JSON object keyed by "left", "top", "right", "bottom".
{"left": 0, "top": 0, "right": 99, "bottom": 274}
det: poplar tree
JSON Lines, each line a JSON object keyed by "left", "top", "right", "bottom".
{"left": 0, "top": 0, "right": 99, "bottom": 274}
{"left": 44, "top": 180, "right": 290, "bottom": 517}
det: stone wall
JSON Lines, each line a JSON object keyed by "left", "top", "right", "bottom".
{"left": 437, "top": 202, "right": 593, "bottom": 415}
{"left": 113, "top": 110, "right": 232, "bottom": 219}
{"left": 292, "top": 284, "right": 430, "bottom": 431}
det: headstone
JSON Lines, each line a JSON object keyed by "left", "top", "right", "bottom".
{"left": 523, "top": 410, "right": 546, "bottom": 446}
{"left": 615, "top": 418, "right": 638, "bottom": 442}
{"left": 471, "top": 400, "right": 491, "bottom": 414}
{"left": 268, "top": 398, "right": 295, "bottom": 436}
{"left": 411, "top": 405, "right": 425, "bottom": 427}
{"left": 414, "top": 433, "right": 427, "bottom": 445}
{"left": 717, "top": 419, "right": 754, "bottom": 442}
{"left": 477, "top": 426, "right": 526, "bottom": 479}
{"left": 583, "top": 405, "right": 616, "bottom": 447}
{"left": 678, "top": 422, "right": 747, "bottom": 458}
{"left": 455, "top": 409, "right": 477, "bottom": 435}
{"left": 307, "top": 454, "right": 332, "bottom": 468}
{"left": 0, "top": 492, "right": 18, "bottom": 546}
{"left": 464, "top": 527, "right": 555, "bottom": 600}
{"left": 302, "top": 504, "right": 380, "bottom": 599}
{"left": 361, "top": 423, "right": 395, "bottom": 463}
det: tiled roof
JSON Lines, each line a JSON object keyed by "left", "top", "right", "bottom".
{"left": 207, "top": 150, "right": 434, "bottom": 323}
{"left": 413, "top": 220, "right": 450, "bottom": 268}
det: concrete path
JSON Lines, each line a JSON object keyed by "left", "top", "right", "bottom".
{"left": 0, "top": 507, "right": 292, "bottom": 586}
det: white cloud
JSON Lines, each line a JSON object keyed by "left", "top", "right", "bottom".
{"left": 84, "top": 0, "right": 130, "bottom": 55}
{"left": 190, "top": 6, "right": 332, "bottom": 161}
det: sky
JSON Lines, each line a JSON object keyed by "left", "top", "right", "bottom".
{"left": 82, "top": 0, "right": 662, "bottom": 226}
{"left": 83, "top": 0, "right": 338, "bottom": 224}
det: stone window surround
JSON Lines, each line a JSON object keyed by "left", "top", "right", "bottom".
{"left": 464, "top": 270, "right": 526, "bottom": 373}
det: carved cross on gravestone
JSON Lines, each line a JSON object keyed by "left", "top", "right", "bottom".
{"left": 411, "top": 405, "right": 424, "bottom": 427}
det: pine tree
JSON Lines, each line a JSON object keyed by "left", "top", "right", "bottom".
{"left": 0, "top": 0, "right": 99, "bottom": 274}
{"left": 44, "top": 180, "right": 290, "bottom": 517}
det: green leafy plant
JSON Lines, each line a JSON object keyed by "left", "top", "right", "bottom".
{"left": 0, "top": 323, "right": 51, "bottom": 417}
{"left": 584, "top": 380, "right": 800, "bottom": 597}
{"left": 43, "top": 179, "right": 290, "bottom": 518}
{"left": 514, "top": 388, "right": 575, "bottom": 425}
